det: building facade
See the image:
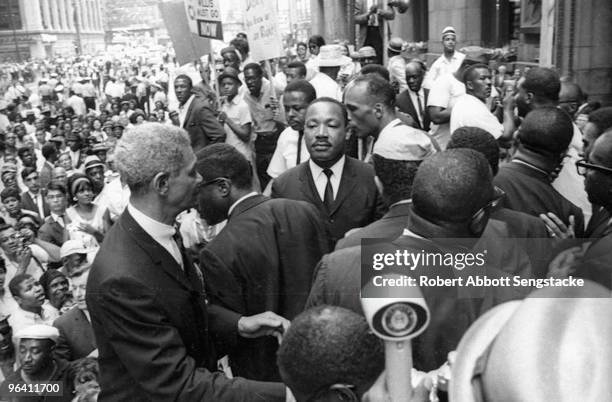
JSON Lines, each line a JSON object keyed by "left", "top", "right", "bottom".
{"left": 0, "top": 0, "right": 105, "bottom": 61}
{"left": 310, "top": 0, "right": 612, "bottom": 105}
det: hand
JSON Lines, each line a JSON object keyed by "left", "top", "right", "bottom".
{"left": 238, "top": 311, "right": 290, "bottom": 342}
{"left": 396, "top": 110, "right": 416, "bottom": 127}
{"left": 539, "top": 213, "right": 575, "bottom": 242}
{"left": 547, "top": 246, "right": 584, "bottom": 278}
{"left": 16, "top": 246, "right": 32, "bottom": 270}
{"left": 502, "top": 89, "right": 516, "bottom": 111}
{"left": 77, "top": 222, "right": 97, "bottom": 235}
{"left": 217, "top": 111, "right": 227, "bottom": 124}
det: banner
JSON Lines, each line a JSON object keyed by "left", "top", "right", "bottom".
{"left": 184, "top": 0, "right": 223, "bottom": 40}
{"left": 158, "top": 0, "right": 211, "bottom": 66}
{"left": 244, "top": 0, "right": 284, "bottom": 61}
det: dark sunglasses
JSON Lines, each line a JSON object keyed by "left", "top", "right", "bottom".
{"left": 469, "top": 187, "right": 505, "bottom": 235}
{"left": 575, "top": 159, "right": 612, "bottom": 176}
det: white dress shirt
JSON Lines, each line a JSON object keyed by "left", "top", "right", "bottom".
{"left": 178, "top": 95, "right": 195, "bottom": 127}
{"left": 128, "top": 203, "right": 183, "bottom": 269}
{"left": 266, "top": 127, "right": 310, "bottom": 178}
{"left": 308, "top": 156, "right": 345, "bottom": 202}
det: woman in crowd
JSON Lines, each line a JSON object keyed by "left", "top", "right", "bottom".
{"left": 65, "top": 173, "right": 108, "bottom": 252}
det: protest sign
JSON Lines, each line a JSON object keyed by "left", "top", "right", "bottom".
{"left": 184, "top": 0, "right": 224, "bottom": 40}
{"left": 244, "top": 0, "right": 284, "bottom": 61}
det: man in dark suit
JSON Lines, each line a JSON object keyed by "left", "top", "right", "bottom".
{"left": 20, "top": 167, "right": 50, "bottom": 218}
{"left": 494, "top": 107, "right": 585, "bottom": 237}
{"left": 271, "top": 97, "right": 383, "bottom": 246}
{"left": 396, "top": 60, "right": 431, "bottom": 131}
{"left": 86, "top": 123, "right": 287, "bottom": 401}
{"left": 39, "top": 143, "right": 58, "bottom": 191}
{"left": 306, "top": 149, "right": 529, "bottom": 371}
{"left": 38, "top": 182, "right": 70, "bottom": 247}
{"left": 53, "top": 265, "right": 96, "bottom": 363}
{"left": 174, "top": 74, "right": 225, "bottom": 152}
{"left": 558, "top": 132, "right": 612, "bottom": 289}
{"left": 197, "top": 144, "right": 329, "bottom": 382}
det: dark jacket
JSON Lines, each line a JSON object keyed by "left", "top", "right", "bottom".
{"left": 87, "top": 210, "right": 285, "bottom": 401}
{"left": 201, "top": 195, "right": 329, "bottom": 381}
{"left": 53, "top": 307, "right": 96, "bottom": 363}
{"left": 181, "top": 95, "right": 226, "bottom": 152}
{"left": 271, "top": 157, "right": 384, "bottom": 247}
{"left": 396, "top": 88, "right": 431, "bottom": 131}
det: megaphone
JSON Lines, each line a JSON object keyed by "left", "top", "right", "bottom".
{"left": 361, "top": 273, "right": 430, "bottom": 401}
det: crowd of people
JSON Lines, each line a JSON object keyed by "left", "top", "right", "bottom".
{"left": 0, "top": 19, "right": 610, "bottom": 402}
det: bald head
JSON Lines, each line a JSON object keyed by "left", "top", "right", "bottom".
{"left": 559, "top": 81, "right": 584, "bottom": 116}
{"left": 277, "top": 305, "right": 384, "bottom": 401}
{"left": 412, "top": 149, "right": 493, "bottom": 224}
{"left": 405, "top": 61, "right": 426, "bottom": 92}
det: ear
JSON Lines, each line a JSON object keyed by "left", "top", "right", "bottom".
{"left": 374, "top": 103, "right": 384, "bottom": 119}
{"left": 151, "top": 171, "right": 170, "bottom": 196}
{"left": 466, "top": 81, "right": 474, "bottom": 92}
{"left": 216, "top": 179, "right": 232, "bottom": 198}
{"left": 526, "top": 91, "right": 534, "bottom": 104}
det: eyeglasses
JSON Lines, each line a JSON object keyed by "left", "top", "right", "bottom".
{"left": 201, "top": 177, "right": 227, "bottom": 187}
{"left": 469, "top": 187, "right": 506, "bottom": 235}
{"left": 575, "top": 159, "right": 612, "bottom": 176}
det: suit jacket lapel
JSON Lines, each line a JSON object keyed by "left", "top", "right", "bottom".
{"left": 298, "top": 163, "right": 325, "bottom": 208}
{"left": 182, "top": 98, "right": 195, "bottom": 128}
{"left": 330, "top": 158, "right": 357, "bottom": 216}
{"left": 121, "top": 211, "right": 194, "bottom": 291}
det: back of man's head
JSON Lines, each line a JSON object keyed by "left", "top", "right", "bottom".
{"left": 412, "top": 149, "right": 493, "bottom": 224}
{"left": 277, "top": 305, "right": 384, "bottom": 401}
{"left": 522, "top": 67, "right": 561, "bottom": 103}
{"left": 195, "top": 143, "right": 252, "bottom": 190}
{"left": 284, "top": 79, "right": 316, "bottom": 103}
{"left": 359, "top": 64, "right": 390, "bottom": 81}
{"left": 113, "top": 123, "right": 191, "bottom": 195}
{"left": 42, "top": 143, "right": 57, "bottom": 160}
{"left": 372, "top": 155, "right": 420, "bottom": 205}
{"left": 588, "top": 106, "right": 612, "bottom": 134}
{"left": 448, "top": 127, "right": 500, "bottom": 176}
{"left": 351, "top": 75, "right": 395, "bottom": 109}
{"left": 286, "top": 61, "right": 307, "bottom": 78}
{"left": 518, "top": 107, "right": 573, "bottom": 155}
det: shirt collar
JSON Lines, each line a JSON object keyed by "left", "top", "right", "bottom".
{"left": 179, "top": 94, "right": 195, "bottom": 110}
{"left": 309, "top": 155, "right": 346, "bottom": 179}
{"left": 50, "top": 212, "right": 64, "bottom": 222}
{"left": 228, "top": 192, "right": 259, "bottom": 217}
{"left": 127, "top": 203, "right": 176, "bottom": 243}
{"left": 378, "top": 118, "right": 402, "bottom": 138}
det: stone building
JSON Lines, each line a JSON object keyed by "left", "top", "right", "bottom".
{"left": 0, "top": 0, "right": 105, "bottom": 60}
{"left": 310, "top": 0, "right": 612, "bottom": 104}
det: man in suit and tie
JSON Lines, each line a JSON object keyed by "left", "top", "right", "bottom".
{"left": 39, "top": 182, "right": 70, "bottom": 247}
{"left": 53, "top": 264, "right": 96, "bottom": 363}
{"left": 272, "top": 97, "right": 383, "bottom": 247}
{"left": 396, "top": 60, "right": 431, "bottom": 131}
{"left": 86, "top": 123, "right": 286, "bottom": 401}
{"left": 198, "top": 144, "right": 329, "bottom": 382}
{"left": 174, "top": 74, "right": 226, "bottom": 152}
{"left": 39, "top": 143, "right": 59, "bottom": 191}
{"left": 20, "top": 167, "right": 50, "bottom": 218}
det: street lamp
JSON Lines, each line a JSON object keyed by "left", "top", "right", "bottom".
{"left": 7, "top": 0, "right": 22, "bottom": 62}
{"left": 72, "top": 0, "right": 82, "bottom": 55}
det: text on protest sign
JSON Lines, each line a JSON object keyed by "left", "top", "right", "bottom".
{"left": 184, "top": 0, "right": 224, "bottom": 40}
{"left": 244, "top": 0, "right": 284, "bottom": 61}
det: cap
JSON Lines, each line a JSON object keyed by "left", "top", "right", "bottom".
{"left": 373, "top": 127, "right": 435, "bottom": 161}
{"left": 0, "top": 163, "right": 17, "bottom": 175}
{"left": 442, "top": 26, "right": 457, "bottom": 38}
{"left": 358, "top": 46, "right": 377, "bottom": 58}
{"left": 60, "top": 239, "right": 89, "bottom": 259}
{"left": 15, "top": 324, "right": 59, "bottom": 343}
{"left": 388, "top": 37, "right": 404, "bottom": 53}
{"left": 217, "top": 67, "right": 242, "bottom": 85}
{"left": 92, "top": 142, "right": 110, "bottom": 152}
{"left": 83, "top": 155, "right": 105, "bottom": 171}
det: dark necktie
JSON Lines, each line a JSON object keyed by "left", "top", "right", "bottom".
{"left": 323, "top": 168, "right": 334, "bottom": 213}
{"left": 296, "top": 130, "right": 304, "bottom": 165}
{"left": 416, "top": 91, "right": 424, "bottom": 129}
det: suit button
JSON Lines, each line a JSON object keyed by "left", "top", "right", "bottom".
{"left": 329, "top": 219, "right": 334, "bottom": 223}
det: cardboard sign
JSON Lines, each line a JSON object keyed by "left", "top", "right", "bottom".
{"left": 159, "top": 0, "right": 211, "bottom": 65}
{"left": 244, "top": 0, "right": 284, "bottom": 61}
{"left": 184, "top": 0, "right": 224, "bottom": 40}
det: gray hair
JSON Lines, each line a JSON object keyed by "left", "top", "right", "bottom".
{"left": 113, "top": 123, "right": 192, "bottom": 195}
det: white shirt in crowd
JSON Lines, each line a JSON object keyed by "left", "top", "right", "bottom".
{"left": 388, "top": 55, "right": 407, "bottom": 92}
{"left": 267, "top": 127, "right": 310, "bottom": 179}
{"left": 66, "top": 94, "right": 87, "bottom": 116}
{"left": 450, "top": 94, "right": 504, "bottom": 139}
{"left": 427, "top": 73, "right": 466, "bottom": 149}
{"left": 178, "top": 94, "right": 195, "bottom": 127}
{"left": 220, "top": 95, "right": 253, "bottom": 160}
{"left": 423, "top": 51, "right": 466, "bottom": 89}
{"left": 309, "top": 72, "right": 342, "bottom": 101}
{"left": 309, "top": 156, "right": 345, "bottom": 201}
